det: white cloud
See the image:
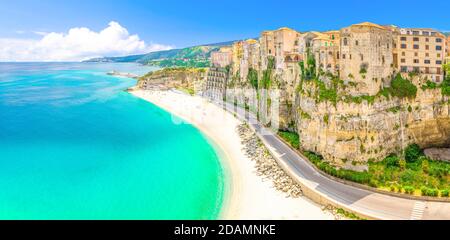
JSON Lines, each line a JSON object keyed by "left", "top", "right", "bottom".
{"left": 0, "top": 21, "right": 173, "bottom": 62}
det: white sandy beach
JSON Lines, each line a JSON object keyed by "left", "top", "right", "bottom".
{"left": 131, "top": 89, "right": 334, "bottom": 220}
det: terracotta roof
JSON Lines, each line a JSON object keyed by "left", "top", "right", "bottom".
{"left": 245, "top": 39, "right": 258, "bottom": 44}
{"left": 277, "top": 27, "right": 295, "bottom": 32}
{"left": 312, "top": 32, "right": 330, "bottom": 41}
{"left": 352, "top": 22, "right": 386, "bottom": 30}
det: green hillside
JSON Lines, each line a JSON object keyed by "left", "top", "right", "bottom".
{"left": 85, "top": 40, "right": 236, "bottom": 68}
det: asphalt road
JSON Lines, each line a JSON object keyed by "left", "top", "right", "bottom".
{"left": 216, "top": 100, "right": 450, "bottom": 220}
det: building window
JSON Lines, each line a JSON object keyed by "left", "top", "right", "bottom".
{"left": 423, "top": 31, "right": 430, "bottom": 36}
{"left": 402, "top": 52, "right": 405, "bottom": 56}
{"left": 401, "top": 66, "right": 408, "bottom": 72}
{"left": 401, "top": 58, "right": 406, "bottom": 63}
{"left": 343, "top": 38, "right": 348, "bottom": 46}
{"left": 401, "top": 36, "right": 407, "bottom": 41}
{"left": 436, "top": 46, "right": 442, "bottom": 50}
{"left": 437, "top": 68, "right": 441, "bottom": 74}
{"left": 413, "top": 45, "right": 419, "bottom": 49}
{"left": 426, "top": 38, "right": 429, "bottom": 42}
{"left": 426, "top": 45, "right": 429, "bottom": 50}
{"left": 436, "top": 76, "right": 441, "bottom": 82}
{"left": 414, "top": 59, "right": 419, "bottom": 64}
{"left": 360, "top": 54, "right": 364, "bottom": 61}
{"left": 342, "top": 54, "right": 346, "bottom": 59}
{"left": 413, "top": 37, "right": 419, "bottom": 41}
{"left": 355, "top": 40, "right": 359, "bottom": 46}
{"left": 414, "top": 52, "right": 418, "bottom": 57}
{"left": 436, "top": 60, "right": 442, "bottom": 64}
{"left": 401, "top": 44, "right": 407, "bottom": 49}
{"left": 436, "top": 38, "right": 442, "bottom": 43}
{"left": 424, "top": 60, "right": 431, "bottom": 64}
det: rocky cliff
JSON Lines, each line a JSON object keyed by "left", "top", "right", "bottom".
{"left": 295, "top": 75, "right": 450, "bottom": 170}
{"left": 137, "top": 67, "right": 207, "bottom": 93}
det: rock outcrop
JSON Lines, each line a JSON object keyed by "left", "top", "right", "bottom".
{"left": 138, "top": 67, "right": 207, "bottom": 93}
{"left": 295, "top": 76, "right": 450, "bottom": 169}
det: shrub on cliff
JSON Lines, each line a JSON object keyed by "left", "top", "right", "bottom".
{"left": 405, "top": 144, "right": 423, "bottom": 163}
{"left": 384, "top": 155, "right": 400, "bottom": 168}
{"left": 248, "top": 68, "right": 258, "bottom": 89}
{"left": 441, "top": 75, "right": 450, "bottom": 96}
{"left": 390, "top": 74, "right": 417, "bottom": 98}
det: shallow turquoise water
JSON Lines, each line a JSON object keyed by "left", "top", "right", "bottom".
{"left": 0, "top": 63, "right": 224, "bottom": 220}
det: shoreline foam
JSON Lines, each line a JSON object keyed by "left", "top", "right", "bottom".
{"left": 130, "top": 89, "right": 334, "bottom": 220}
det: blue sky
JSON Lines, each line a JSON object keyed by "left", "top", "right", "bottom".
{"left": 0, "top": 0, "right": 449, "bottom": 61}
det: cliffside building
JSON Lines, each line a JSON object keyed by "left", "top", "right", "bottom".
{"left": 395, "top": 28, "right": 446, "bottom": 83}
{"left": 211, "top": 47, "right": 232, "bottom": 68}
{"left": 339, "top": 22, "right": 394, "bottom": 95}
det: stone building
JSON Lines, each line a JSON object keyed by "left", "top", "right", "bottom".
{"left": 211, "top": 47, "right": 232, "bottom": 68}
{"left": 446, "top": 35, "right": 450, "bottom": 57}
{"left": 260, "top": 30, "right": 275, "bottom": 69}
{"left": 240, "top": 39, "right": 260, "bottom": 81}
{"left": 339, "top": 22, "right": 394, "bottom": 95}
{"left": 311, "top": 31, "right": 340, "bottom": 75}
{"left": 231, "top": 41, "right": 244, "bottom": 76}
{"left": 273, "top": 27, "right": 301, "bottom": 72}
{"left": 394, "top": 28, "right": 446, "bottom": 83}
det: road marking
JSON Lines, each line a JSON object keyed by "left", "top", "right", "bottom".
{"left": 410, "top": 201, "right": 426, "bottom": 220}
{"left": 279, "top": 153, "right": 286, "bottom": 158}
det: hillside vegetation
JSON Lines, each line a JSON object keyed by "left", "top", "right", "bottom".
{"left": 85, "top": 41, "right": 236, "bottom": 68}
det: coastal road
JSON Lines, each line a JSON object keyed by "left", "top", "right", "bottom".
{"left": 214, "top": 100, "right": 450, "bottom": 220}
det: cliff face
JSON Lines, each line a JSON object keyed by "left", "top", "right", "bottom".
{"left": 295, "top": 79, "right": 450, "bottom": 170}
{"left": 140, "top": 63, "right": 449, "bottom": 170}
{"left": 138, "top": 68, "right": 207, "bottom": 93}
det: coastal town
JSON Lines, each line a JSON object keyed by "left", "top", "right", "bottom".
{"left": 135, "top": 22, "right": 450, "bottom": 219}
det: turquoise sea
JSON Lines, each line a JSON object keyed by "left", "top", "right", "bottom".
{"left": 0, "top": 62, "right": 225, "bottom": 220}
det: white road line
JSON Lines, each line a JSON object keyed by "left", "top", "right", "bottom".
{"left": 410, "top": 201, "right": 426, "bottom": 220}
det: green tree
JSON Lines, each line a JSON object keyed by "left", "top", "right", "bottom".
{"left": 390, "top": 74, "right": 417, "bottom": 98}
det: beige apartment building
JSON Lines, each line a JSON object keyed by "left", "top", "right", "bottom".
{"left": 394, "top": 28, "right": 446, "bottom": 83}
{"left": 273, "top": 27, "right": 301, "bottom": 71}
{"left": 339, "top": 22, "right": 394, "bottom": 95}
{"left": 231, "top": 41, "right": 244, "bottom": 76}
{"left": 311, "top": 31, "right": 340, "bottom": 75}
{"left": 259, "top": 27, "right": 301, "bottom": 71}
